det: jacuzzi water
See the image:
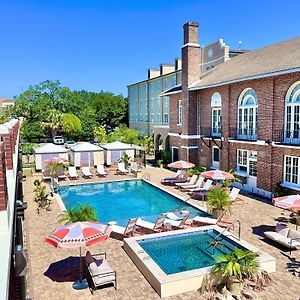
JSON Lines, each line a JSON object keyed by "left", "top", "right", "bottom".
{"left": 138, "top": 229, "right": 245, "bottom": 274}
{"left": 58, "top": 179, "right": 210, "bottom": 226}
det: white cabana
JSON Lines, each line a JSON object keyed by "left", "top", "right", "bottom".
{"left": 70, "top": 142, "right": 104, "bottom": 167}
{"left": 34, "top": 143, "right": 68, "bottom": 170}
{"left": 101, "top": 141, "right": 135, "bottom": 165}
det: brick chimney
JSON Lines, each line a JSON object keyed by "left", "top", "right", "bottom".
{"left": 181, "top": 21, "right": 201, "bottom": 136}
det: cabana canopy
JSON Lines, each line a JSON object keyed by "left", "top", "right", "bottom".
{"left": 101, "top": 141, "right": 135, "bottom": 165}
{"left": 100, "top": 141, "right": 134, "bottom": 150}
{"left": 35, "top": 143, "right": 67, "bottom": 154}
{"left": 71, "top": 142, "right": 102, "bottom": 152}
{"left": 70, "top": 142, "right": 103, "bottom": 167}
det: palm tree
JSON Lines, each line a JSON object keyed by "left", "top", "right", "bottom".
{"left": 206, "top": 188, "right": 232, "bottom": 220}
{"left": 42, "top": 109, "right": 63, "bottom": 138}
{"left": 59, "top": 203, "right": 98, "bottom": 224}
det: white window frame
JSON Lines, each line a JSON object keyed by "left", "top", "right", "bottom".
{"left": 178, "top": 99, "right": 182, "bottom": 125}
{"left": 285, "top": 81, "right": 300, "bottom": 143}
{"left": 212, "top": 146, "right": 220, "bottom": 169}
{"left": 283, "top": 155, "right": 300, "bottom": 188}
{"left": 237, "top": 149, "right": 257, "bottom": 176}
{"left": 211, "top": 92, "right": 222, "bottom": 136}
{"left": 237, "top": 88, "right": 258, "bottom": 139}
{"left": 164, "top": 113, "right": 169, "bottom": 124}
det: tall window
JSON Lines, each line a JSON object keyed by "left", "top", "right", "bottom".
{"left": 237, "top": 88, "right": 258, "bottom": 139}
{"left": 284, "top": 155, "right": 300, "bottom": 186}
{"left": 211, "top": 92, "right": 222, "bottom": 136}
{"left": 237, "top": 149, "right": 257, "bottom": 175}
{"left": 164, "top": 113, "right": 169, "bottom": 124}
{"left": 178, "top": 100, "right": 182, "bottom": 125}
{"left": 285, "top": 82, "right": 300, "bottom": 142}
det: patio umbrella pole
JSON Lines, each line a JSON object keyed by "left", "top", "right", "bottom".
{"left": 72, "top": 247, "right": 88, "bottom": 290}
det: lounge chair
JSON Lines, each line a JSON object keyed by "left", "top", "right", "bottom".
{"left": 164, "top": 212, "right": 191, "bottom": 229}
{"left": 85, "top": 251, "right": 117, "bottom": 293}
{"left": 96, "top": 164, "right": 108, "bottom": 177}
{"left": 136, "top": 214, "right": 166, "bottom": 233}
{"left": 57, "top": 167, "right": 67, "bottom": 180}
{"left": 186, "top": 179, "right": 213, "bottom": 193}
{"left": 42, "top": 169, "right": 52, "bottom": 180}
{"left": 162, "top": 171, "right": 189, "bottom": 185}
{"left": 117, "top": 162, "right": 129, "bottom": 175}
{"left": 264, "top": 223, "right": 300, "bottom": 253}
{"left": 181, "top": 176, "right": 204, "bottom": 190}
{"left": 229, "top": 187, "right": 242, "bottom": 203}
{"left": 160, "top": 170, "right": 181, "bottom": 183}
{"left": 175, "top": 174, "right": 198, "bottom": 188}
{"left": 130, "top": 162, "right": 139, "bottom": 174}
{"left": 68, "top": 166, "right": 78, "bottom": 179}
{"left": 111, "top": 218, "right": 140, "bottom": 238}
{"left": 192, "top": 216, "right": 218, "bottom": 226}
{"left": 81, "top": 166, "right": 93, "bottom": 178}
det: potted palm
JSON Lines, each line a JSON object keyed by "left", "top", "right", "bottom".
{"left": 212, "top": 249, "right": 259, "bottom": 295}
{"left": 59, "top": 203, "right": 98, "bottom": 224}
{"left": 206, "top": 188, "right": 232, "bottom": 220}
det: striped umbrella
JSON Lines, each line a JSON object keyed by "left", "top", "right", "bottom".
{"left": 168, "top": 160, "right": 195, "bottom": 169}
{"left": 201, "top": 170, "right": 235, "bottom": 180}
{"left": 45, "top": 222, "right": 110, "bottom": 289}
{"left": 272, "top": 194, "right": 300, "bottom": 210}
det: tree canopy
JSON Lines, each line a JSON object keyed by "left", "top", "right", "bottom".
{"left": 12, "top": 80, "right": 128, "bottom": 141}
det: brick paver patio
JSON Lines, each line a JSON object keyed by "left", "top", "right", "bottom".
{"left": 24, "top": 167, "right": 300, "bottom": 300}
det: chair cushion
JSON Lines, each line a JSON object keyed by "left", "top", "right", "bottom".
{"left": 275, "top": 223, "right": 288, "bottom": 233}
{"left": 93, "top": 274, "right": 116, "bottom": 286}
{"left": 89, "top": 262, "right": 99, "bottom": 276}
{"left": 288, "top": 229, "right": 300, "bottom": 239}
{"left": 264, "top": 231, "right": 300, "bottom": 248}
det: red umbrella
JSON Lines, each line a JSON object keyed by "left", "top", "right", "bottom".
{"left": 168, "top": 160, "right": 195, "bottom": 169}
{"left": 272, "top": 194, "right": 300, "bottom": 210}
{"left": 45, "top": 221, "right": 110, "bottom": 289}
{"left": 201, "top": 170, "right": 234, "bottom": 180}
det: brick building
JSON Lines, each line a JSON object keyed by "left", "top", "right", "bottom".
{"left": 128, "top": 21, "right": 300, "bottom": 197}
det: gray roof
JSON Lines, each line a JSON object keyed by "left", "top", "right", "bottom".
{"left": 101, "top": 141, "right": 134, "bottom": 150}
{"left": 70, "top": 142, "right": 102, "bottom": 152}
{"left": 190, "top": 37, "right": 300, "bottom": 90}
{"left": 34, "top": 143, "right": 67, "bottom": 154}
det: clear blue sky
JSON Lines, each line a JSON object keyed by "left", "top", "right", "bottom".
{"left": 0, "top": 0, "right": 299, "bottom": 98}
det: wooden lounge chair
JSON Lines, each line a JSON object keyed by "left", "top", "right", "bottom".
{"left": 175, "top": 175, "right": 198, "bottom": 188}
{"left": 181, "top": 176, "right": 204, "bottom": 191}
{"left": 96, "top": 164, "right": 108, "bottom": 177}
{"left": 81, "top": 166, "right": 93, "bottom": 178}
{"left": 85, "top": 251, "right": 117, "bottom": 293}
{"left": 187, "top": 179, "right": 213, "bottom": 193}
{"left": 117, "top": 162, "right": 128, "bottom": 175}
{"left": 136, "top": 214, "right": 166, "bottom": 233}
{"left": 164, "top": 212, "right": 191, "bottom": 229}
{"left": 68, "top": 166, "right": 78, "bottom": 179}
{"left": 111, "top": 218, "right": 140, "bottom": 238}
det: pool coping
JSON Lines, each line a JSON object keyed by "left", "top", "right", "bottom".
{"left": 54, "top": 178, "right": 210, "bottom": 217}
{"left": 124, "top": 225, "right": 277, "bottom": 297}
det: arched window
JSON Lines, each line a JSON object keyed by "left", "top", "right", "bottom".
{"left": 211, "top": 92, "right": 222, "bottom": 136}
{"left": 285, "top": 81, "right": 300, "bottom": 142}
{"left": 237, "top": 88, "right": 258, "bottom": 139}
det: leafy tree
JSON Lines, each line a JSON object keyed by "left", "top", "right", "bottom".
{"left": 143, "top": 134, "right": 154, "bottom": 154}
{"left": 33, "top": 179, "right": 51, "bottom": 213}
{"left": 93, "top": 125, "right": 108, "bottom": 143}
{"left": 188, "top": 165, "right": 206, "bottom": 176}
{"left": 61, "top": 113, "right": 81, "bottom": 138}
{"left": 22, "top": 143, "right": 34, "bottom": 162}
{"left": 77, "top": 108, "right": 97, "bottom": 139}
{"left": 21, "top": 120, "right": 46, "bottom": 140}
{"left": 59, "top": 203, "right": 98, "bottom": 223}
{"left": 108, "top": 125, "right": 142, "bottom": 144}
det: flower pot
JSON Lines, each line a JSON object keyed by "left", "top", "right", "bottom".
{"left": 227, "top": 276, "right": 244, "bottom": 295}
{"left": 212, "top": 209, "right": 224, "bottom": 220}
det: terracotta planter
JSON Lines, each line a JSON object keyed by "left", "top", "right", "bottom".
{"left": 212, "top": 209, "right": 224, "bottom": 220}
{"left": 227, "top": 276, "right": 244, "bottom": 295}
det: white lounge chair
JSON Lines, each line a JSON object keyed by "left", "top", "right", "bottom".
{"left": 68, "top": 166, "right": 78, "bottom": 179}
{"left": 229, "top": 187, "right": 242, "bottom": 203}
{"left": 175, "top": 174, "right": 198, "bottom": 188}
{"left": 81, "top": 166, "right": 93, "bottom": 178}
{"left": 111, "top": 218, "right": 139, "bottom": 238}
{"left": 161, "top": 170, "right": 181, "bottom": 183}
{"left": 96, "top": 164, "right": 108, "bottom": 177}
{"left": 130, "top": 162, "right": 139, "bottom": 174}
{"left": 57, "top": 167, "right": 67, "bottom": 180}
{"left": 42, "top": 169, "right": 52, "bottom": 180}
{"left": 192, "top": 216, "right": 218, "bottom": 226}
{"left": 182, "top": 177, "right": 205, "bottom": 191}
{"left": 136, "top": 214, "right": 166, "bottom": 232}
{"left": 164, "top": 212, "right": 191, "bottom": 229}
{"left": 186, "top": 179, "right": 213, "bottom": 192}
{"left": 264, "top": 223, "right": 300, "bottom": 253}
{"left": 85, "top": 251, "right": 117, "bottom": 292}
{"left": 117, "top": 162, "right": 128, "bottom": 174}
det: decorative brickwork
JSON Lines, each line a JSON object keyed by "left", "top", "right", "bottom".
{"left": 0, "top": 142, "right": 8, "bottom": 211}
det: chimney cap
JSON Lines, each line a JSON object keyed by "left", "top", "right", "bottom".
{"left": 184, "top": 21, "right": 199, "bottom": 27}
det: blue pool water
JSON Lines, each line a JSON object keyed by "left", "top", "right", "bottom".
{"left": 58, "top": 180, "right": 209, "bottom": 226}
{"left": 138, "top": 229, "right": 245, "bottom": 275}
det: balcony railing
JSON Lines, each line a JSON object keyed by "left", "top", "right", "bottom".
{"left": 273, "top": 129, "right": 300, "bottom": 145}
{"left": 229, "top": 127, "right": 258, "bottom": 141}
{"left": 200, "top": 126, "right": 223, "bottom": 138}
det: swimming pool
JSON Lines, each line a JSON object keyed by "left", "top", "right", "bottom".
{"left": 58, "top": 179, "right": 209, "bottom": 226}
{"left": 138, "top": 229, "right": 245, "bottom": 275}
{"left": 124, "top": 226, "right": 277, "bottom": 297}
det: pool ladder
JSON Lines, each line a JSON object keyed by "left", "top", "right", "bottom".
{"left": 141, "top": 172, "right": 151, "bottom": 181}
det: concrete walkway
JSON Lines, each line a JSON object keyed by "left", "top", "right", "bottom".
{"left": 24, "top": 166, "right": 300, "bottom": 299}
